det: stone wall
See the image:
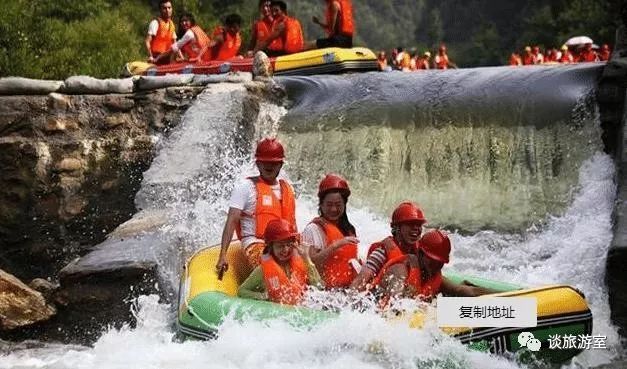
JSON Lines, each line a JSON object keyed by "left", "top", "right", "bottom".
{"left": 0, "top": 87, "right": 203, "bottom": 281}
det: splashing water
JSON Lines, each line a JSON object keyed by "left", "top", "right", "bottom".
{"left": 0, "top": 152, "right": 620, "bottom": 369}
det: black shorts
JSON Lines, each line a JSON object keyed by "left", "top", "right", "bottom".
{"left": 316, "top": 34, "right": 353, "bottom": 49}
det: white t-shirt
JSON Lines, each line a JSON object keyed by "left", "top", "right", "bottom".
{"left": 147, "top": 19, "right": 177, "bottom": 41}
{"left": 301, "top": 222, "right": 327, "bottom": 250}
{"left": 171, "top": 29, "right": 196, "bottom": 52}
{"left": 229, "top": 179, "right": 287, "bottom": 248}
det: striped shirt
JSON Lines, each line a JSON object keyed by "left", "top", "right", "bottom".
{"left": 364, "top": 246, "right": 388, "bottom": 275}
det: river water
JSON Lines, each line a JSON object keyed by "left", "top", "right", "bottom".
{"left": 1, "top": 64, "right": 624, "bottom": 368}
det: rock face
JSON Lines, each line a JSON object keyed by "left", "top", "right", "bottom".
{"left": 0, "top": 88, "right": 203, "bottom": 281}
{"left": 0, "top": 269, "right": 56, "bottom": 330}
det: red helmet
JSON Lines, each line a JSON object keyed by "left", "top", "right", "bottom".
{"left": 264, "top": 219, "right": 298, "bottom": 243}
{"left": 255, "top": 138, "right": 285, "bottom": 162}
{"left": 318, "top": 173, "right": 351, "bottom": 197}
{"left": 419, "top": 229, "right": 451, "bottom": 264}
{"left": 391, "top": 201, "right": 427, "bottom": 226}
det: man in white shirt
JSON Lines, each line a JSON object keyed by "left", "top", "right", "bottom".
{"left": 216, "top": 138, "right": 297, "bottom": 279}
{"left": 145, "top": 0, "right": 177, "bottom": 64}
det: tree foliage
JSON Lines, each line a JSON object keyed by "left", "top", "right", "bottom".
{"left": 0, "top": 0, "right": 623, "bottom": 78}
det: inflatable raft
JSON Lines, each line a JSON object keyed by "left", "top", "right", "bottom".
{"left": 178, "top": 243, "right": 592, "bottom": 364}
{"left": 125, "top": 47, "right": 378, "bottom": 77}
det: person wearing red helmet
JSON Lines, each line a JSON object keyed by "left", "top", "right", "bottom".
{"left": 238, "top": 219, "right": 323, "bottom": 304}
{"left": 216, "top": 137, "right": 297, "bottom": 279}
{"left": 350, "top": 201, "right": 426, "bottom": 291}
{"left": 376, "top": 229, "right": 495, "bottom": 300}
{"left": 302, "top": 173, "right": 360, "bottom": 289}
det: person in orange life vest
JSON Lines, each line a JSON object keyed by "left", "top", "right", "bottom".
{"left": 302, "top": 174, "right": 360, "bottom": 289}
{"left": 544, "top": 48, "right": 558, "bottom": 63}
{"left": 599, "top": 44, "right": 611, "bottom": 61}
{"left": 559, "top": 45, "right": 574, "bottom": 63}
{"left": 377, "top": 51, "right": 389, "bottom": 71}
{"left": 417, "top": 51, "right": 431, "bottom": 70}
{"left": 578, "top": 43, "right": 599, "bottom": 63}
{"left": 145, "top": 0, "right": 177, "bottom": 65}
{"left": 196, "top": 14, "right": 242, "bottom": 61}
{"left": 509, "top": 52, "right": 522, "bottom": 66}
{"left": 238, "top": 219, "right": 324, "bottom": 304}
{"left": 350, "top": 201, "right": 426, "bottom": 291}
{"left": 304, "top": 0, "right": 354, "bottom": 50}
{"left": 522, "top": 46, "right": 534, "bottom": 65}
{"left": 254, "top": 1, "right": 304, "bottom": 57}
{"left": 375, "top": 230, "right": 494, "bottom": 301}
{"left": 247, "top": 0, "right": 276, "bottom": 57}
{"left": 434, "top": 43, "right": 457, "bottom": 69}
{"left": 153, "top": 13, "right": 210, "bottom": 64}
{"left": 532, "top": 46, "right": 544, "bottom": 64}
{"left": 215, "top": 138, "right": 297, "bottom": 279}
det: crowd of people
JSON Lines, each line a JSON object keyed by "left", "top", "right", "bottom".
{"left": 376, "top": 43, "right": 457, "bottom": 72}
{"left": 508, "top": 43, "right": 611, "bottom": 66}
{"left": 216, "top": 138, "right": 493, "bottom": 307}
{"left": 145, "top": 0, "right": 354, "bottom": 65}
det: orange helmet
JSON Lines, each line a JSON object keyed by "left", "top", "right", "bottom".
{"left": 255, "top": 138, "right": 285, "bottom": 162}
{"left": 419, "top": 229, "right": 451, "bottom": 263}
{"left": 264, "top": 219, "right": 298, "bottom": 243}
{"left": 391, "top": 201, "right": 426, "bottom": 226}
{"left": 318, "top": 173, "right": 350, "bottom": 197}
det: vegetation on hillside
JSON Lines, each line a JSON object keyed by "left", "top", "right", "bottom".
{"left": 0, "top": 0, "right": 623, "bottom": 79}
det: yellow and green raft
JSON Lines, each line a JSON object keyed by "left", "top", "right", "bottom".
{"left": 178, "top": 243, "right": 592, "bottom": 364}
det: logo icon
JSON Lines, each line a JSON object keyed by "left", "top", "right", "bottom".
{"left": 518, "top": 331, "right": 541, "bottom": 352}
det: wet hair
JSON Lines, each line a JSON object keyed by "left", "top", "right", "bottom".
{"left": 225, "top": 13, "right": 242, "bottom": 27}
{"left": 271, "top": 0, "right": 287, "bottom": 12}
{"left": 318, "top": 190, "right": 356, "bottom": 237}
{"left": 159, "top": 0, "right": 171, "bottom": 7}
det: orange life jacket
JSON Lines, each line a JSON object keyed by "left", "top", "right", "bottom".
{"left": 311, "top": 217, "right": 357, "bottom": 288}
{"left": 579, "top": 50, "right": 598, "bottom": 63}
{"left": 559, "top": 51, "right": 574, "bottom": 63}
{"left": 599, "top": 50, "right": 611, "bottom": 62}
{"left": 269, "top": 16, "right": 303, "bottom": 54}
{"left": 435, "top": 54, "right": 449, "bottom": 69}
{"left": 261, "top": 252, "right": 308, "bottom": 305}
{"left": 151, "top": 17, "right": 176, "bottom": 54}
{"left": 372, "top": 254, "right": 443, "bottom": 299}
{"left": 522, "top": 54, "right": 535, "bottom": 65}
{"left": 283, "top": 16, "right": 304, "bottom": 54}
{"left": 236, "top": 177, "right": 296, "bottom": 240}
{"left": 211, "top": 26, "right": 242, "bottom": 61}
{"left": 253, "top": 18, "right": 282, "bottom": 51}
{"left": 417, "top": 58, "right": 430, "bottom": 70}
{"left": 366, "top": 236, "right": 411, "bottom": 261}
{"left": 377, "top": 58, "right": 388, "bottom": 71}
{"left": 180, "top": 25, "right": 211, "bottom": 61}
{"left": 509, "top": 55, "right": 522, "bottom": 66}
{"left": 326, "top": 0, "right": 354, "bottom": 37}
